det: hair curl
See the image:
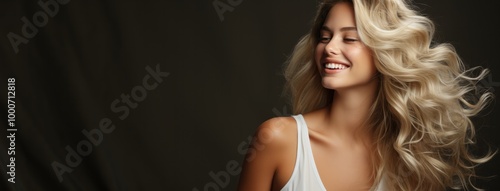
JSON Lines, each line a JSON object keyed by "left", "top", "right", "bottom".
{"left": 284, "top": 0, "right": 495, "bottom": 190}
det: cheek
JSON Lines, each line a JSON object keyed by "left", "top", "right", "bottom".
{"left": 345, "top": 47, "right": 374, "bottom": 69}
{"left": 343, "top": 46, "right": 362, "bottom": 59}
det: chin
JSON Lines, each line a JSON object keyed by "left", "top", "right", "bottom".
{"left": 321, "top": 79, "right": 343, "bottom": 90}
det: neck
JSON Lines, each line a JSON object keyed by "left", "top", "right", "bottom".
{"left": 326, "top": 81, "right": 379, "bottom": 140}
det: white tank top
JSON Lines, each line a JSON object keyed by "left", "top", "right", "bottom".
{"left": 280, "top": 114, "right": 386, "bottom": 191}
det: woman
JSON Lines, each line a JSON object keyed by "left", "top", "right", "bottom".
{"left": 238, "top": 0, "right": 494, "bottom": 190}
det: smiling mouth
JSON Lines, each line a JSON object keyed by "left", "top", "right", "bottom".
{"left": 324, "top": 63, "right": 350, "bottom": 70}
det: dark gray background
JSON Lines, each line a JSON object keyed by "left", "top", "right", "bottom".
{"left": 1, "top": 0, "right": 499, "bottom": 190}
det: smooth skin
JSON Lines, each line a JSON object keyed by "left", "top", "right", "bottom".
{"left": 238, "top": 2, "right": 379, "bottom": 191}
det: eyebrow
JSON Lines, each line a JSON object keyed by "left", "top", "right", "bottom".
{"left": 320, "top": 25, "right": 357, "bottom": 32}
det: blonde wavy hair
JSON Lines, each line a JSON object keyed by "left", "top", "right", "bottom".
{"left": 284, "top": 0, "right": 495, "bottom": 190}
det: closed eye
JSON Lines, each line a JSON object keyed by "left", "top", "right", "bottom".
{"left": 344, "top": 38, "right": 358, "bottom": 42}
{"left": 320, "top": 37, "right": 331, "bottom": 43}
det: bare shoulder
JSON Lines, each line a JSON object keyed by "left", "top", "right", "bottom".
{"left": 238, "top": 116, "right": 299, "bottom": 191}
{"left": 252, "top": 116, "right": 298, "bottom": 150}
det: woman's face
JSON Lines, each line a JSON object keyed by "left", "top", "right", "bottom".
{"left": 315, "top": 2, "right": 377, "bottom": 91}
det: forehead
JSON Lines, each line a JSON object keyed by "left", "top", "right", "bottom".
{"left": 324, "top": 2, "right": 356, "bottom": 28}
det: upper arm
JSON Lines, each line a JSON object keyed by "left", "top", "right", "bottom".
{"left": 237, "top": 117, "right": 294, "bottom": 191}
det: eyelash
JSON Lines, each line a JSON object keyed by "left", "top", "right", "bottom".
{"left": 344, "top": 38, "right": 357, "bottom": 42}
{"left": 320, "top": 37, "right": 331, "bottom": 43}
{"left": 319, "top": 36, "right": 358, "bottom": 43}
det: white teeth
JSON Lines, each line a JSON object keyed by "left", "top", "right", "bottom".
{"left": 325, "top": 63, "right": 348, "bottom": 70}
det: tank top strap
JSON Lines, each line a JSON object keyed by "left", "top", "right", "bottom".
{"left": 283, "top": 114, "right": 386, "bottom": 191}
{"left": 280, "top": 114, "right": 326, "bottom": 191}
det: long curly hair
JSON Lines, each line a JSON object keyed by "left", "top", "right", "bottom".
{"left": 284, "top": 0, "right": 495, "bottom": 190}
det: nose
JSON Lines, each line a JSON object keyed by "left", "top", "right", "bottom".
{"left": 324, "top": 37, "right": 340, "bottom": 55}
